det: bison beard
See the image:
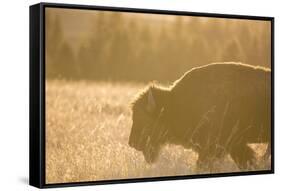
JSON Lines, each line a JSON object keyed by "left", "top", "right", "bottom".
{"left": 129, "top": 62, "right": 271, "bottom": 170}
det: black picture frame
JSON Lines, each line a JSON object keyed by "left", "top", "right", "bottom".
{"left": 29, "top": 2, "right": 275, "bottom": 189}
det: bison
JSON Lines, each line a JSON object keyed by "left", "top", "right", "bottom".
{"left": 128, "top": 62, "right": 271, "bottom": 170}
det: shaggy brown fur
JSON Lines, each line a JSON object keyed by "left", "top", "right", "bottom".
{"left": 129, "top": 62, "right": 271, "bottom": 169}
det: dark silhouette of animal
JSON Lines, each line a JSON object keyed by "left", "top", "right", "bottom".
{"left": 128, "top": 62, "right": 271, "bottom": 169}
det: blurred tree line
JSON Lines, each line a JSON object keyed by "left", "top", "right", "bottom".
{"left": 46, "top": 11, "right": 271, "bottom": 82}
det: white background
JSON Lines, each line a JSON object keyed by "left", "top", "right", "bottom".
{"left": 0, "top": 0, "right": 279, "bottom": 190}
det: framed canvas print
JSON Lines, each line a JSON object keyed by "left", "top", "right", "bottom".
{"left": 29, "top": 2, "right": 274, "bottom": 188}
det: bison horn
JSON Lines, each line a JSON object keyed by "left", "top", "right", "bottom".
{"left": 147, "top": 89, "right": 156, "bottom": 112}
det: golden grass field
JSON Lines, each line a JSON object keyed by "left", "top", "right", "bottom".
{"left": 46, "top": 80, "right": 270, "bottom": 184}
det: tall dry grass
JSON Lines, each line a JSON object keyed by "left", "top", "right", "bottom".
{"left": 46, "top": 80, "right": 270, "bottom": 184}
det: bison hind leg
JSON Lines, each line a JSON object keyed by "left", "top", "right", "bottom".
{"left": 229, "top": 144, "right": 257, "bottom": 170}
{"left": 196, "top": 146, "right": 225, "bottom": 172}
{"left": 196, "top": 154, "right": 216, "bottom": 172}
{"left": 263, "top": 143, "right": 271, "bottom": 160}
{"left": 196, "top": 152, "right": 212, "bottom": 171}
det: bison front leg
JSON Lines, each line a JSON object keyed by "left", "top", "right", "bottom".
{"left": 229, "top": 144, "right": 256, "bottom": 170}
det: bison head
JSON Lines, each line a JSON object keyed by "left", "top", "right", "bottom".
{"left": 129, "top": 87, "right": 166, "bottom": 163}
